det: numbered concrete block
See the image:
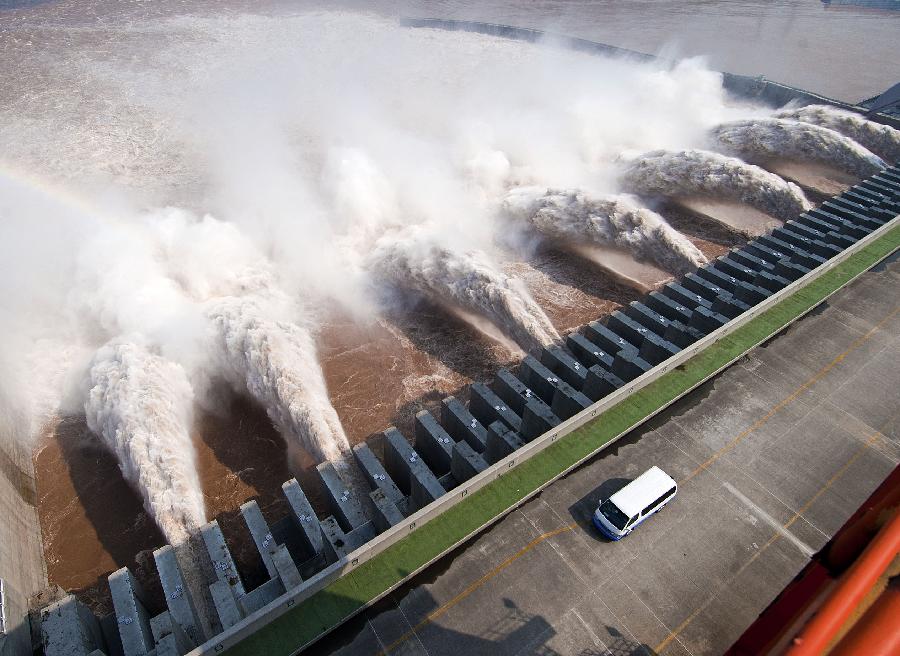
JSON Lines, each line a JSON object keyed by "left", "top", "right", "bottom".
{"left": 485, "top": 420, "right": 524, "bottom": 465}
{"left": 441, "top": 396, "right": 488, "bottom": 452}
{"left": 316, "top": 461, "right": 368, "bottom": 532}
{"left": 414, "top": 410, "right": 454, "bottom": 475}
{"left": 282, "top": 479, "right": 323, "bottom": 560}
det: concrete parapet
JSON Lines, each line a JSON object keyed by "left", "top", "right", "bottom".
{"left": 469, "top": 382, "right": 522, "bottom": 433}
{"left": 315, "top": 462, "right": 368, "bottom": 532}
{"left": 485, "top": 421, "right": 524, "bottom": 465}
{"left": 441, "top": 396, "right": 488, "bottom": 452}
{"left": 565, "top": 333, "right": 614, "bottom": 369}
{"left": 582, "top": 365, "right": 624, "bottom": 401}
{"left": 200, "top": 521, "right": 245, "bottom": 597}
{"left": 240, "top": 500, "right": 278, "bottom": 580}
{"left": 153, "top": 545, "right": 203, "bottom": 648}
{"left": 282, "top": 478, "right": 323, "bottom": 560}
{"left": 413, "top": 410, "right": 454, "bottom": 475}
{"left": 41, "top": 595, "right": 105, "bottom": 656}
{"left": 108, "top": 567, "right": 154, "bottom": 656}
{"left": 539, "top": 345, "right": 588, "bottom": 389}
{"left": 383, "top": 428, "right": 445, "bottom": 510}
{"left": 369, "top": 488, "right": 405, "bottom": 532}
{"left": 520, "top": 398, "right": 561, "bottom": 442}
{"left": 352, "top": 442, "right": 404, "bottom": 504}
{"left": 450, "top": 441, "right": 488, "bottom": 483}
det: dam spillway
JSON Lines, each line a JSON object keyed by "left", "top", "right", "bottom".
{"left": 36, "top": 163, "right": 900, "bottom": 656}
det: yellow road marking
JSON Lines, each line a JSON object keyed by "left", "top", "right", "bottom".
{"left": 683, "top": 306, "right": 898, "bottom": 483}
{"left": 376, "top": 304, "right": 897, "bottom": 656}
{"left": 374, "top": 523, "right": 576, "bottom": 655}
{"left": 655, "top": 429, "right": 885, "bottom": 654}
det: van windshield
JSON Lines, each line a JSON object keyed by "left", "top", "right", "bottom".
{"left": 599, "top": 499, "right": 630, "bottom": 530}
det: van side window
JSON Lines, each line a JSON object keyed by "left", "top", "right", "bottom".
{"left": 641, "top": 486, "right": 677, "bottom": 517}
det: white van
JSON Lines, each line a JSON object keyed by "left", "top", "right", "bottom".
{"left": 592, "top": 466, "right": 677, "bottom": 540}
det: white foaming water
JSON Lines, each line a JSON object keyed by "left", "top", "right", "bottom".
{"left": 369, "top": 226, "right": 560, "bottom": 353}
{"left": 84, "top": 339, "right": 206, "bottom": 545}
{"left": 776, "top": 105, "right": 900, "bottom": 163}
{"left": 710, "top": 118, "right": 886, "bottom": 178}
{"left": 620, "top": 149, "right": 812, "bottom": 221}
{"left": 502, "top": 187, "right": 706, "bottom": 276}
{"left": 204, "top": 286, "right": 351, "bottom": 466}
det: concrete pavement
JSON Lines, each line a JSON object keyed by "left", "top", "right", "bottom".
{"left": 306, "top": 252, "right": 899, "bottom": 656}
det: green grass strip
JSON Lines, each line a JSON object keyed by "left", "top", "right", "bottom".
{"left": 225, "top": 223, "right": 899, "bottom": 656}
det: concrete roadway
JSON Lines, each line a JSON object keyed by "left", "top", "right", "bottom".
{"left": 306, "top": 253, "right": 900, "bottom": 656}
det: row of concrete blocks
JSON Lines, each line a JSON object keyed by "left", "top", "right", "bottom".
{"left": 36, "top": 166, "right": 898, "bottom": 656}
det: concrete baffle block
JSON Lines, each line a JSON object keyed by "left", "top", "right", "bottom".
{"left": 660, "top": 282, "right": 712, "bottom": 312}
{"left": 539, "top": 345, "right": 588, "bottom": 389}
{"left": 240, "top": 500, "right": 278, "bottom": 580}
{"left": 414, "top": 409, "right": 454, "bottom": 475}
{"left": 636, "top": 330, "right": 680, "bottom": 366}
{"left": 689, "top": 305, "right": 730, "bottom": 334}
{"left": 645, "top": 291, "right": 693, "bottom": 325}
{"left": 485, "top": 420, "right": 525, "bottom": 465}
{"left": 623, "top": 302, "right": 669, "bottom": 337}
{"left": 41, "top": 595, "right": 105, "bottom": 656}
{"left": 683, "top": 272, "right": 728, "bottom": 302}
{"left": 353, "top": 442, "right": 404, "bottom": 504}
{"left": 607, "top": 312, "right": 650, "bottom": 348}
{"left": 201, "top": 521, "right": 245, "bottom": 631}
{"left": 383, "top": 427, "right": 445, "bottom": 510}
{"left": 153, "top": 544, "right": 203, "bottom": 648}
{"left": 610, "top": 351, "right": 652, "bottom": 382}
{"left": 583, "top": 320, "right": 641, "bottom": 357}
{"left": 369, "top": 488, "right": 405, "bottom": 532}
{"left": 582, "top": 365, "right": 624, "bottom": 402}
{"left": 149, "top": 611, "right": 192, "bottom": 655}
{"left": 520, "top": 398, "right": 561, "bottom": 442}
{"left": 469, "top": 382, "right": 522, "bottom": 433}
{"left": 565, "top": 333, "right": 614, "bottom": 370}
{"left": 320, "top": 517, "right": 350, "bottom": 564}
{"left": 664, "top": 320, "right": 704, "bottom": 349}
{"left": 108, "top": 567, "right": 154, "bottom": 656}
{"left": 208, "top": 580, "right": 241, "bottom": 630}
{"left": 711, "top": 293, "right": 750, "bottom": 320}
{"left": 238, "top": 578, "right": 285, "bottom": 617}
{"left": 271, "top": 544, "right": 303, "bottom": 591}
{"left": 282, "top": 478, "right": 323, "bottom": 559}
{"left": 315, "top": 461, "right": 368, "bottom": 532}
{"left": 451, "top": 440, "right": 488, "bottom": 483}
{"left": 492, "top": 368, "right": 545, "bottom": 416}
{"left": 518, "top": 355, "right": 562, "bottom": 405}
{"left": 551, "top": 382, "right": 592, "bottom": 421}
{"left": 441, "top": 396, "right": 488, "bottom": 452}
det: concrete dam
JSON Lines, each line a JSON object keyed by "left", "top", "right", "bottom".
{"left": 32, "top": 166, "right": 900, "bottom": 655}
{"left": 1, "top": 11, "right": 899, "bottom": 656}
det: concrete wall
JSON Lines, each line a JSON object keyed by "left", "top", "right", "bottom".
{"left": 0, "top": 428, "right": 48, "bottom": 655}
